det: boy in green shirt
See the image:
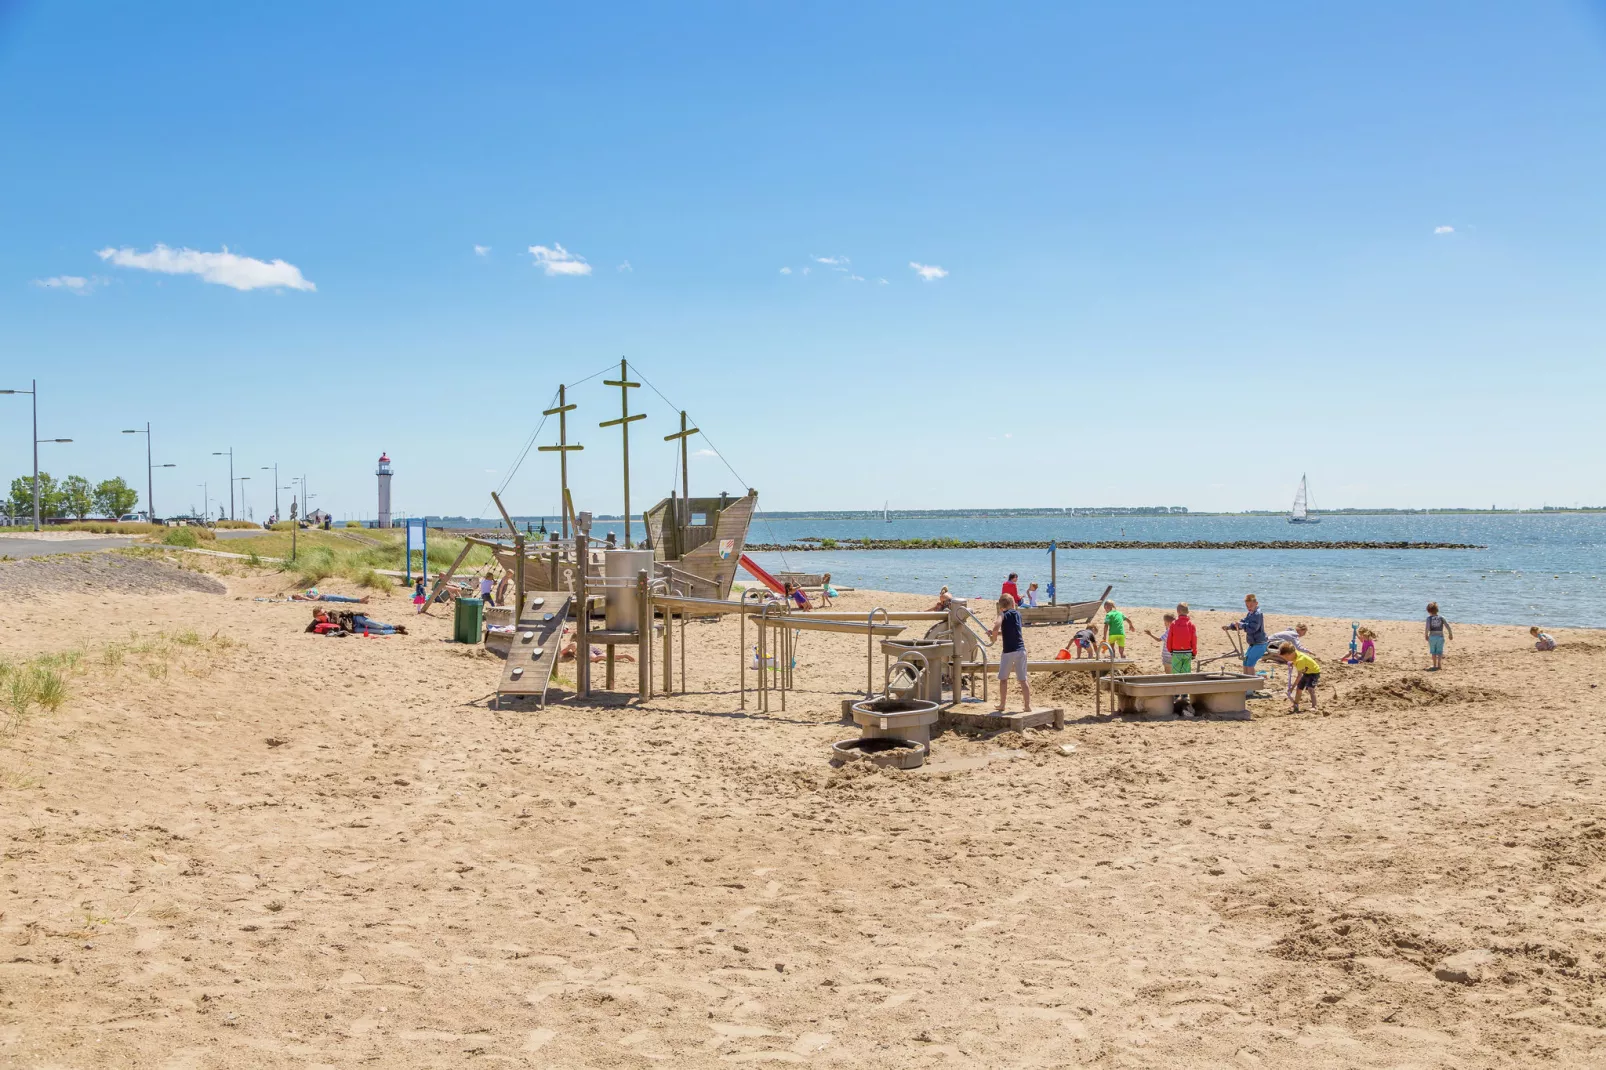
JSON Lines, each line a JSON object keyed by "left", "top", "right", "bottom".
{"left": 1101, "top": 600, "right": 1128, "bottom": 658}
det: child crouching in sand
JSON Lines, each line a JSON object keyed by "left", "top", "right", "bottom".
{"left": 1274, "top": 640, "right": 1321, "bottom": 713}
{"left": 989, "top": 594, "right": 1031, "bottom": 713}
{"left": 1530, "top": 626, "right": 1556, "bottom": 651}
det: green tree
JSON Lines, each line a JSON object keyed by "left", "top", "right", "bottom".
{"left": 94, "top": 478, "right": 140, "bottom": 519}
{"left": 7, "top": 472, "right": 59, "bottom": 521}
{"left": 58, "top": 475, "right": 94, "bottom": 520}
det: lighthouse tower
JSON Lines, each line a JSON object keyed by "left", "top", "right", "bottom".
{"left": 376, "top": 452, "right": 393, "bottom": 528}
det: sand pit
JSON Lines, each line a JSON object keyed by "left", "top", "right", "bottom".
{"left": 1, "top": 557, "right": 1603, "bottom": 1067}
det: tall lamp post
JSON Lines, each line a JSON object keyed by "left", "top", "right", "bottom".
{"left": 213, "top": 448, "right": 234, "bottom": 520}
{"left": 1, "top": 379, "right": 71, "bottom": 531}
{"left": 121, "top": 421, "right": 163, "bottom": 520}
{"left": 261, "top": 465, "right": 279, "bottom": 521}
{"left": 237, "top": 475, "right": 251, "bottom": 523}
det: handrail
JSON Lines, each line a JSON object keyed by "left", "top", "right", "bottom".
{"left": 866, "top": 606, "right": 890, "bottom": 698}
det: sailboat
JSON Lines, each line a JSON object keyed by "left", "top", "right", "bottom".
{"left": 883, "top": 500, "right": 891, "bottom": 523}
{"left": 1288, "top": 474, "right": 1320, "bottom": 524}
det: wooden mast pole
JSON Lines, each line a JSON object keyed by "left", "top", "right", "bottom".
{"left": 662, "top": 410, "right": 700, "bottom": 558}
{"left": 600, "top": 359, "right": 645, "bottom": 548}
{"left": 539, "top": 385, "right": 582, "bottom": 541}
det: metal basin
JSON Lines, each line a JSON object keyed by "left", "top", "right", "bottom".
{"left": 1112, "top": 672, "right": 1260, "bottom": 716}
{"left": 880, "top": 638, "right": 954, "bottom": 703}
{"left": 849, "top": 696, "right": 941, "bottom": 745}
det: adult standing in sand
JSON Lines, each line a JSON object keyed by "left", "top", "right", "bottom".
{"left": 989, "top": 593, "right": 1031, "bottom": 713}
{"left": 1224, "top": 593, "right": 1269, "bottom": 672}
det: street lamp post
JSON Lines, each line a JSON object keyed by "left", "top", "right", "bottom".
{"left": 213, "top": 448, "right": 234, "bottom": 520}
{"left": 121, "top": 421, "right": 164, "bottom": 521}
{"left": 261, "top": 465, "right": 279, "bottom": 521}
{"left": 1, "top": 380, "right": 71, "bottom": 531}
{"left": 237, "top": 476, "right": 251, "bottom": 523}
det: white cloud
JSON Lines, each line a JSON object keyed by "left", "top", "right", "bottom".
{"left": 779, "top": 266, "right": 792, "bottom": 275}
{"left": 528, "top": 243, "right": 593, "bottom": 277}
{"left": 910, "top": 261, "right": 948, "bottom": 281}
{"left": 32, "top": 275, "right": 99, "bottom": 294}
{"left": 692, "top": 447, "right": 719, "bottom": 459}
{"left": 617, "top": 260, "right": 633, "bottom": 272}
{"left": 1434, "top": 225, "right": 1454, "bottom": 235}
{"left": 847, "top": 274, "right": 866, "bottom": 282}
{"left": 876, "top": 277, "right": 888, "bottom": 285}
{"left": 97, "top": 244, "right": 315, "bottom": 291}
{"left": 812, "top": 255, "right": 849, "bottom": 266}
{"left": 474, "top": 244, "right": 491, "bottom": 256}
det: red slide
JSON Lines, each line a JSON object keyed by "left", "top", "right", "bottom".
{"left": 739, "top": 553, "right": 786, "bottom": 595}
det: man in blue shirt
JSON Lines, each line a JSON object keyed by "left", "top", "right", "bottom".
{"left": 1224, "top": 592, "right": 1269, "bottom": 672}
{"left": 990, "top": 594, "right": 1031, "bottom": 713}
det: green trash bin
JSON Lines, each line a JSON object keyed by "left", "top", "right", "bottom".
{"left": 453, "top": 597, "right": 485, "bottom": 644}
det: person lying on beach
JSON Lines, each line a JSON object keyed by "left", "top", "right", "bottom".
{"left": 291, "top": 588, "right": 370, "bottom": 604}
{"left": 928, "top": 586, "right": 953, "bottom": 612}
{"left": 349, "top": 613, "right": 406, "bottom": 636}
{"left": 558, "top": 641, "right": 635, "bottom": 663}
{"left": 1145, "top": 613, "right": 1176, "bottom": 672}
{"left": 1344, "top": 628, "right": 1377, "bottom": 664}
{"left": 1531, "top": 626, "right": 1556, "bottom": 651}
{"left": 818, "top": 573, "right": 837, "bottom": 608}
{"left": 305, "top": 610, "right": 348, "bottom": 636}
{"left": 1070, "top": 626, "right": 1098, "bottom": 659}
{"left": 1274, "top": 641, "right": 1321, "bottom": 712}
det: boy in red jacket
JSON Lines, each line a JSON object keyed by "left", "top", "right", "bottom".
{"left": 1167, "top": 602, "right": 1198, "bottom": 674}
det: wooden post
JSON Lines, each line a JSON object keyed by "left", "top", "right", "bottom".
{"left": 662, "top": 605, "right": 674, "bottom": 694}
{"left": 539, "top": 385, "right": 583, "bottom": 541}
{"left": 600, "top": 359, "right": 645, "bottom": 547}
{"left": 424, "top": 542, "right": 472, "bottom": 613}
{"left": 663, "top": 410, "right": 700, "bottom": 557}
{"left": 574, "top": 534, "right": 590, "bottom": 698}
{"left": 490, "top": 491, "right": 525, "bottom": 621}
{"left": 637, "top": 570, "right": 651, "bottom": 699}
{"left": 1050, "top": 542, "right": 1057, "bottom": 606}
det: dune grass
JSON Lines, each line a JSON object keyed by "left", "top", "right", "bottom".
{"left": 195, "top": 528, "right": 498, "bottom": 589}
{"left": 0, "top": 521, "right": 165, "bottom": 535}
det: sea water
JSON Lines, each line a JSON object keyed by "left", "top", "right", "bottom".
{"left": 743, "top": 513, "right": 1606, "bottom": 628}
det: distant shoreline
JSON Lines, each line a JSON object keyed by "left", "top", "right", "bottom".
{"left": 747, "top": 539, "right": 1485, "bottom": 552}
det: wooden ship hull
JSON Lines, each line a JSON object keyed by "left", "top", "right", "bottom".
{"left": 643, "top": 490, "right": 758, "bottom": 599}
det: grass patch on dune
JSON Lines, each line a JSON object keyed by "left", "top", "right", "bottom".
{"left": 206, "top": 528, "right": 498, "bottom": 586}
{"left": 0, "top": 521, "right": 165, "bottom": 535}
{"left": 1, "top": 630, "right": 240, "bottom": 744}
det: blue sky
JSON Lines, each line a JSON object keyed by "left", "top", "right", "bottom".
{"left": 3, "top": 1, "right": 1604, "bottom": 520}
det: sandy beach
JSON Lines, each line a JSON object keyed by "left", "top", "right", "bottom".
{"left": 2, "top": 550, "right": 1603, "bottom": 1068}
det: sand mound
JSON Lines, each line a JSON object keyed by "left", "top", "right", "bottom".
{"left": 0, "top": 551, "right": 225, "bottom": 599}
{"left": 1342, "top": 674, "right": 1508, "bottom": 710}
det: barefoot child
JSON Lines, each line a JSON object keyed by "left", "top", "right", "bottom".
{"left": 1101, "top": 600, "right": 1128, "bottom": 659}
{"left": 1070, "top": 625, "right": 1097, "bottom": 659}
{"left": 1168, "top": 604, "right": 1198, "bottom": 674}
{"left": 1425, "top": 602, "right": 1452, "bottom": 670}
{"left": 1144, "top": 612, "right": 1176, "bottom": 672}
{"left": 1275, "top": 640, "right": 1321, "bottom": 712}
{"left": 1530, "top": 626, "right": 1556, "bottom": 651}
{"left": 1343, "top": 627, "right": 1376, "bottom": 664}
{"left": 989, "top": 594, "right": 1031, "bottom": 713}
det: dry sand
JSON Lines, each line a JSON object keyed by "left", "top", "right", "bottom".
{"left": 1, "top": 550, "right": 1603, "bottom": 1068}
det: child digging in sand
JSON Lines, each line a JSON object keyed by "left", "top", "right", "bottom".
{"left": 989, "top": 593, "right": 1031, "bottom": 713}
{"left": 1275, "top": 640, "right": 1321, "bottom": 713}
{"left": 1531, "top": 626, "right": 1557, "bottom": 651}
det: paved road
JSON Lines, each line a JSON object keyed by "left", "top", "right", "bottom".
{"left": 0, "top": 536, "right": 138, "bottom": 559}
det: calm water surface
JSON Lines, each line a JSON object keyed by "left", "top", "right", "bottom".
{"left": 742, "top": 514, "right": 1606, "bottom": 628}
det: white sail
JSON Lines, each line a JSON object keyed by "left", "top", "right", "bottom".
{"left": 883, "top": 500, "right": 890, "bottom": 523}
{"left": 1288, "top": 474, "right": 1319, "bottom": 523}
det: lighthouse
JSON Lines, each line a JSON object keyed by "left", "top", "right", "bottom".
{"left": 376, "top": 452, "right": 393, "bottom": 528}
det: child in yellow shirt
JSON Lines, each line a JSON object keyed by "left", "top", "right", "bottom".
{"left": 1275, "top": 640, "right": 1321, "bottom": 713}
